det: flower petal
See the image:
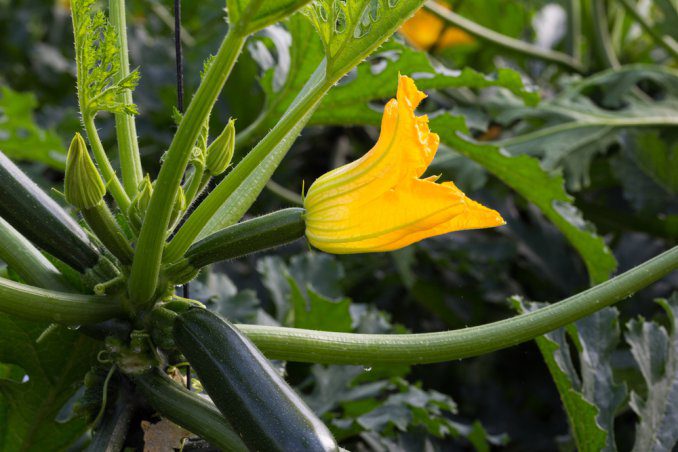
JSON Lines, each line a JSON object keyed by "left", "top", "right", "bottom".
{"left": 304, "top": 74, "right": 504, "bottom": 254}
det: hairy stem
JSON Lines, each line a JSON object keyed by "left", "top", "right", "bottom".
{"left": 236, "top": 246, "right": 678, "bottom": 365}
{"left": 83, "top": 114, "right": 131, "bottom": 211}
{"left": 128, "top": 30, "right": 245, "bottom": 308}
{"left": 109, "top": 0, "right": 143, "bottom": 196}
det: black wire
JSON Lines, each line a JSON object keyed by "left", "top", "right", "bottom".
{"left": 173, "top": 0, "right": 191, "bottom": 392}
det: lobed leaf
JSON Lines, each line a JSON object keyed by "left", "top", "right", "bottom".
{"left": 515, "top": 298, "right": 626, "bottom": 452}
{"left": 626, "top": 293, "right": 678, "bottom": 452}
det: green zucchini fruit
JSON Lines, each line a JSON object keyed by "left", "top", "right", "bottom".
{"left": 164, "top": 208, "right": 305, "bottom": 284}
{"left": 0, "top": 151, "right": 100, "bottom": 271}
{"left": 173, "top": 308, "right": 338, "bottom": 452}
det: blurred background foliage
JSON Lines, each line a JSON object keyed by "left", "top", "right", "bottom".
{"left": 0, "top": 0, "right": 677, "bottom": 450}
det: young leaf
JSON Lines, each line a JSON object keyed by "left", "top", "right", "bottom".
{"left": 626, "top": 293, "right": 678, "bottom": 452}
{"left": 71, "top": 0, "right": 139, "bottom": 116}
{"left": 0, "top": 87, "right": 67, "bottom": 169}
{"left": 0, "top": 317, "right": 99, "bottom": 450}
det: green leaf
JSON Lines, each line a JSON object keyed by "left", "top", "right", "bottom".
{"left": 227, "top": 0, "right": 313, "bottom": 34}
{"left": 626, "top": 130, "right": 678, "bottom": 195}
{"left": 311, "top": 40, "right": 539, "bottom": 126}
{"left": 0, "top": 87, "right": 67, "bottom": 169}
{"left": 0, "top": 316, "right": 99, "bottom": 451}
{"left": 514, "top": 298, "right": 625, "bottom": 452}
{"left": 430, "top": 113, "right": 617, "bottom": 285}
{"left": 256, "top": 252, "right": 348, "bottom": 326}
{"left": 304, "top": 0, "right": 428, "bottom": 79}
{"left": 626, "top": 293, "right": 678, "bottom": 452}
{"left": 497, "top": 65, "right": 678, "bottom": 191}
{"left": 289, "top": 276, "right": 352, "bottom": 332}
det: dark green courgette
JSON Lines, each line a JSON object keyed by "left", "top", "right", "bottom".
{"left": 173, "top": 308, "right": 338, "bottom": 452}
{"left": 0, "top": 151, "right": 100, "bottom": 271}
{"left": 165, "top": 208, "right": 305, "bottom": 284}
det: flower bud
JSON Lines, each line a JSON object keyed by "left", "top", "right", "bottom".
{"left": 64, "top": 133, "right": 105, "bottom": 209}
{"left": 205, "top": 118, "right": 235, "bottom": 176}
{"left": 169, "top": 185, "right": 187, "bottom": 227}
{"left": 127, "top": 175, "right": 153, "bottom": 234}
{"left": 304, "top": 75, "right": 504, "bottom": 254}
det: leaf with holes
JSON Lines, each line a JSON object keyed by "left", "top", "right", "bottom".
{"left": 0, "top": 317, "right": 99, "bottom": 451}
{"left": 304, "top": 0, "right": 429, "bottom": 79}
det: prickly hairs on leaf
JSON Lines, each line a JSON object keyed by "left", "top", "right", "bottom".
{"left": 64, "top": 133, "right": 105, "bottom": 209}
{"left": 205, "top": 118, "right": 235, "bottom": 176}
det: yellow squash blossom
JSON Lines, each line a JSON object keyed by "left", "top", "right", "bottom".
{"left": 304, "top": 75, "right": 504, "bottom": 254}
{"left": 399, "top": 3, "right": 474, "bottom": 51}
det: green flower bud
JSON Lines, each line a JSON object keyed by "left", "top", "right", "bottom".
{"left": 205, "top": 118, "right": 235, "bottom": 176}
{"left": 64, "top": 133, "right": 105, "bottom": 209}
{"left": 127, "top": 175, "right": 153, "bottom": 234}
{"left": 169, "top": 185, "right": 187, "bottom": 226}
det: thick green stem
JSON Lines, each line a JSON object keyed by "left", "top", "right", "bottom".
{"left": 109, "top": 0, "right": 143, "bottom": 196}
{"left": 236, "top": 246, "right": 678, "bottom": 365}
{"left": 616, "top": 0, "right": 678, "bottom": 60}
{"left": 0, "top": 217, "right": 70, "bottom": 291}
{"left": 82, "top": 202, "right": 134, "bottom": 265}
{"left": 128, "top": 30, "right": 246, "bottom": 308}
{"left": 134, "top": 368, "right": 248, "bottom": 451}
{"left": 83, "top": 114, "right": 131, "bottom": 211}
{"left": 0, "top": 277, "right": 123, "bottom": 324}
{"left": 425, "top": 1, "right": 585, "bottom": 73}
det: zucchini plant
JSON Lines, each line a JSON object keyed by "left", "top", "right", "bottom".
{"left": 0, "top": 0, "right": 677, "bottom": 449}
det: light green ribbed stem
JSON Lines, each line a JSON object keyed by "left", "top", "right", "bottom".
{"left": 109, "top": 0, "right": 143, "bottom": 196}
{"left": 0, "top": 277, "right": 123, "bottom": 324}
{"left": 237, "top": 246, "right": 678, "bottom": 365}
{"left": 128, "top": 30, "right": 246, "bottom": 308}
{"left": 83, "top": 114, "right": 131, "bottom": 211}
{"left": 0, "top": 217, "right": 70, "bottom": 291}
